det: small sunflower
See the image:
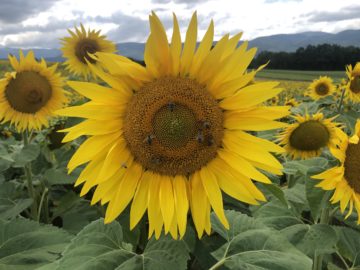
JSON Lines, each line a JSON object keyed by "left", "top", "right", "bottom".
{"left": 284, "top": 98, "right": 299, "bottom": 107}
{"left": 308, "top": 76, "right": 335, "bottom": 100}
{"left": 278, "top": 112, "right": 341, "bottom": 159}
{"left": 57, "top": 12, "right": 289, "bottom": 239}
{"left": 0, "top": 51, "right": 67, "bottom": 132}
{"left": 345, "top": 62, "right": 360, "bottom": 102}
{"left": 313, "top": 120, "right": 360, "bottom": 223}
{"left": 61, "top": 24, "right": 116, "bottom": 78}
{"left": 270, "top": 96, "right": 279, "bottom": 105}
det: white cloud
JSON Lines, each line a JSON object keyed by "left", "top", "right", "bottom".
{"left": 0, "top": 0, "right": 359, "bottom": 48}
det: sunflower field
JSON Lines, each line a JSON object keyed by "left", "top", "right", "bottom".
{"left": 1, "top": 12, "right": 360, "bottom": 270}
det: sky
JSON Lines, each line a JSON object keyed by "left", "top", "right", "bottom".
{"left": 0, "top": 0, "right": 359, "bottom": 49}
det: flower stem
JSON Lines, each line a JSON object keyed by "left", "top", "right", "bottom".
{"left": 313, "top": 207, "right": 330, "bottom": 270}
{"left": 337, "top": 88, "right": 346, "bottom": 113}
{"left": 22, "top": 130, "right": 38, "bottom": 220}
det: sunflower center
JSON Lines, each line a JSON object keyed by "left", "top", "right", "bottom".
{"left": 344, "top": 142, "right": 360, "bottom": 193}
{"left": 315, "top": 83, "right": 329, "bottom": 96}
{"left": 5, "top": 71, "right": 52, "bottom": 114}
{"left": 123, "top": 76, "right": 223, "bottom": 176}
{"left": 350, "top": 75, "right": 360, "bottom": 94}
{"left": 75, "top": 38, "right": 100, "bottom": 64}
{"left": 289, "top": 120, "right": 330, "bottom": 151}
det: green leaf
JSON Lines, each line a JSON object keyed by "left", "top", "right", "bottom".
{"left": 261, "top": 183, "right": 289, "bottom": 207}
{"left": 44, "top": 168, "right": 76, "bottom": 186}
{"left": 335, "top": 226, "right": 360, "bottom": 263}
{"left": 12, "top": 144, "right": 40, "bottom": 167}
{"left": 0, "top": 182, "right": 33, "bottom": 220}
{"left": 281, "top": 223, "right": 338, "bottom": 257}
{"left": 57, "top": 218, "right": 190, "bottom": 270}
{"left": 211, "top": 211, "right": 312, "bottom": 270}
{"left": 252, "top": 200, "right": 301, "bottom": 230}
{"left": 305, "top": 175, "right": 330, "bottom": 222}
{"left": 283, "top": 158, "right": 328, "bottom": 176}
{"left": 0, "top": 218, "right": 73, "bottom": 270}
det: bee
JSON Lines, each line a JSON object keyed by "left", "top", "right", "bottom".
{"left": 143, "top": 134, "right": 156, "bottom": 145}
{"left": 203, "top": 121, "right": 211, "bottom": 129}
{"left": 196, "top": 130, "right": 204, "bottom": 143}
{"left": 168, "top": 102, "right": 175, "bottom": 112}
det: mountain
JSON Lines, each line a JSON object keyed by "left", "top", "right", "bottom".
{"left": 0, "top": 29, "right": 359, "bottom": 61}
{"left": 248, "top": 29, "right": 360, "bottom": 52}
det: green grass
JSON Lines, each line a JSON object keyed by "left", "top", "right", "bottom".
{"left": 256, "top": 69, "right": 346, "bottom": 82}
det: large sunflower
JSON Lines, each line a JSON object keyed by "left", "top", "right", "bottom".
{"left": 278, "top": 112, "right": 341, "bottom": 159}
{"left": 345, "top": 62, "right": 360, "bottom": 102}
{"left": 57, "top": 12, "right": 289, "bottom": 239}
{"left": 313, "top": 120, "right": 360, "bottom": 223}
{"left": 61, "top": 24, "right": 116, "bottom": 78}
{"left": 0, "top": 50, "right": 67, "bottom": 131}
{"left": 308, "top": 76, "right": 335, "bottom": 100}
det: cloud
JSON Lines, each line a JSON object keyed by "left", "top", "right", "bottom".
{"left": 0, "top": 0, "right": 60, "bottom": 23}
{"left": 305, "top": 5, "right": 360, "bottom": 22}
{"left": 265, "top": 0, "right": 301, "bottom": 3}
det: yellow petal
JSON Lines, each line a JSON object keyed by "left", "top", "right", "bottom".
{"left": 190, "top": 171, "right": 208, "bottom": 238}
{"left": 220, "top": 82, "right": 282, "bottom": 110}
{"left": 173, "top": 175, "right": 189, "bottom": 238}
{"left": 104, "top": 163, "right": 143, "bottom": 223}
{"left": 130, "top": 171, "right": 152, "bottom": 229}
{"left": 200, "top": 167, "right": 229, "bottom": 229}
{"left": 218, "top": 149, "right": 271, "bottom": 183}
{"left": 180, "top": 12, "right": 197, "bottom": 76}
{"left": 159, "top": 175, "right": 175, "bottom": 234}
{"left": 170, "top": 13, "right": 181, "bottom": 76}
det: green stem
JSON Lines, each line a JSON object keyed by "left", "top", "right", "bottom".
{"left": 337, "top": 88, "right": 346, "bottom": 114}
{"left": 37, "top": 187, "right": 48, "bottom": 222}
{"left": 23, "top": 130, "right": 38, "bottom": 220}
{"left": 313, "top": 207, "right": 330, "bottom": 270}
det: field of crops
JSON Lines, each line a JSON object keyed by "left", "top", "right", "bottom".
{"left": 1, "top": 16, "right": 360, "bottom": 270}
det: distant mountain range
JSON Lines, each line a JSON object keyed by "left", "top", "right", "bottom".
{"left": 0, "top": 29, "right": 359, "bottom": 62}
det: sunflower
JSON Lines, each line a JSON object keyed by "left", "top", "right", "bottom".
{"left": 308, "top": 76, "right": 335, "bottom": 100}
{"left": 313, "top": 120, "right": 360, "bottom": 223}
{"left": 0, "top": 51, "right": 67, "bottom": 132}
{"left": 270, "top": 95, "right": 279, "bottom": 105}
{"left": 61, "top": 24, "right": 116, "bottom": 78}
{"left": 345, "top": 62, "right": 360, "bottom": 102}
{"left": 57, "top": 12, "right": 289, "bottom": 239}
{"left": 278, "top": 112, "right": 341, "bottom": 159}
{"left": 284, "top": 98, "right": 299, "bottom": 107}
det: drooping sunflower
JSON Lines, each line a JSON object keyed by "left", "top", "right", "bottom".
{"left": 57, "top": 12, "right": 289, "bottom": 239}
{"left": 308, "top": 76, "right": 335, "bottom": 100}
{"left": 345, "top": 62, "right": 360, "bottom": 102}
{"left": 61, "top": 24, "right": 116, "bottom": 78}
{"left": 284, "top": 97, "right": 299, "bottom": 107}
{"left": 278, "top": 112, "right": 341, "bottom": 159}
{"left": 0, "top": 51, "right": 67, "bottom": 132}
{"left": 312, "top": 120, "right": 360, "bottom": 223}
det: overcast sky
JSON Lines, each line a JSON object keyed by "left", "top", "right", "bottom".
{"left": 0, "top": 0, "right": 359, "bottom": 49}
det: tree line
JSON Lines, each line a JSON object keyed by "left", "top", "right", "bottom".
{"left": 250, "top": 44, "right": 360, "bottom": 70}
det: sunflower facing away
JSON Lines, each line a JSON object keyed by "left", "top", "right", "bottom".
{"left": 345, "top": 62, "right": 360, "bottom": 103}
{"left": 57, "top": 12, "right": 289, "bottom": 239}
{"left": 278, "top": 112, "right": 341, "bottom": 159}
{"left": 308, "top": 76, "right": 335, "bottom": 100}
{"left": 284, "top": 97, "right": 299, "bottom": 107}
{"left": 0, "top": 51, "right": 67, "bottom": 131}
{"left": 61, "top": 24, "right": 116, "bottom": 78}
{"left": 313, "top": 120, "right": 360, "bottom": 223}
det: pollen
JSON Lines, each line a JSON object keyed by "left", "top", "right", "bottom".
{"left": 123, "top": 76, "right": 223, "bottom": 176}
{"left": 5, "top": 71, "right": 52, "bottom": 114}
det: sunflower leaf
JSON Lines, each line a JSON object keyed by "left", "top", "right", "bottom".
{"left": 281, "top": 223, "right": 338, "bottom": 258}
{"left": 211, "top": 210, "right": 312, "bottom": 270}
{"left": 12, "top": 144, "right": 40, "bottom": 168}
{"left": 57, "top": 218, "right": 190, "bottom": 270}
{"left": 0, "top": 218, "right": 73, "bottom": 270}
{"left": 0, "top": 181, "right": 33, "bottom": 220}
{"left": 335, "top": 226, "right": 360, "bottom": 263}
